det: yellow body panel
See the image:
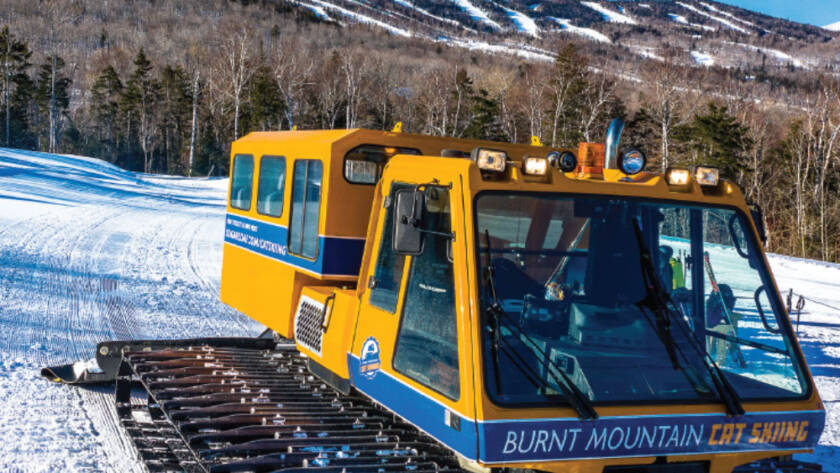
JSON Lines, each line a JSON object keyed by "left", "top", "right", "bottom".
{"left": 220, "top": 128, "right": 823, "bottom": 472}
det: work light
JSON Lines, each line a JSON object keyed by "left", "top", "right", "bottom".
{"left": 471, "top": 148, "right": 507, "bottom": 173}
{"left": 694, "top": 166, "right": 720, "bottom": 186}
{"left": 522, "top": 156, "right": 548, "bottom": 176}
{"left": 666, "top": 168, "right": 690, "bottom": 186}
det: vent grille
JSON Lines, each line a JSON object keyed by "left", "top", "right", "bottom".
{"left": 294, "top": 295, "right": 325, "bottom": 355}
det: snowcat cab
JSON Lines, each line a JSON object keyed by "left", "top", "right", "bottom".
{"left": 218, "top": 121, "right": 824, "bottom": 472}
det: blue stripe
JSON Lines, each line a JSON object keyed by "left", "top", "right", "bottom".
{"left": 347, "top": 347, "right": 824, "bottom": 463}
{"left": 224, "top": 213, "right": 364, "bottom": 276}
{"left": 348, "top": 355, "right": 479, "bottom": 460}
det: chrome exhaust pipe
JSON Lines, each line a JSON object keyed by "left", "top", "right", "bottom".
{"left": 604, "top": 118, "right": 624, "bottom": 169}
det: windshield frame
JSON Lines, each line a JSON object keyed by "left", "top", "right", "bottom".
{"left": 472, "top": 190, "right": 812, "bottom": 408}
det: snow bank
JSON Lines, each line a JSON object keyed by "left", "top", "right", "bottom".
{"left": 308, "top": 0, "right": 412, "bottom": 36}
{"left": 500, "top": 5, "right": 539, "bottom": 37}
{"left": 451, "top": 0, "right": 503, "bottom": 30}
{"left": 825, "top": 21, "right": 840, "bottom": 32}
{"left": 392, "top": 0, "right": 465, "bottom": 28}
{"left": 550, "top": 17, "right": 611, "bottom": 43}
{"left": 699, "top": 1, "right": 756, "bottom": 27}
{"left": 444, "top": 37, "right": 553, "bottom": 61}
{"left": 728, "top": 41, "right": 805, "bottom": 68}
{"left": 581, "top": 1, "right": 637, "bottom": 25}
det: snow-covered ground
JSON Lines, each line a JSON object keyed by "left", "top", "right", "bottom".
{"left": 581, "top": 1, "right": 638, "bottom": 25}
{"left": 550, "top": 17, "right": 612, "bottom": 43}
{"left": 1, "top": 149, "right": 840, "bottom": 471}
{"left": 0, "top": 148, "right": 263, "bottom": 471}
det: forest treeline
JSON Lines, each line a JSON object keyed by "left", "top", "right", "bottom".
{"left": 1, "top": 21, "right": 839, "bottom": 263}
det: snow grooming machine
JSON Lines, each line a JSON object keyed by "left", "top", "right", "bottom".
{"left": 45, "top": 121, "right": 825, "bottom": 473}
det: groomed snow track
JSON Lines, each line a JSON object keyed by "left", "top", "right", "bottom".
{"left": 113, "top": 339, "right": 467, "bottom": 473}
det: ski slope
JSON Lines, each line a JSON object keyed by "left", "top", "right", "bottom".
{"left": 1, "top": 149, "right": 840, "bottom": 471}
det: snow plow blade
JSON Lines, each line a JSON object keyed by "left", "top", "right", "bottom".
{"left": 40, "top": 337, "right": 276, "bottom": 385}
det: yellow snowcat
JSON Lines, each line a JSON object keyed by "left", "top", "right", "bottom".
{"left": 44, "top": 120, "right": 824, "bottom": 473}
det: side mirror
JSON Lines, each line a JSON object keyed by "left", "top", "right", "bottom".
{"left": 393, "top": 189, "right": 425, "bottom": 255}
{"left": 749, "top": 204, "right": 767, "bottom": 247}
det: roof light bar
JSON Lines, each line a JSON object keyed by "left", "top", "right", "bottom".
{"left": 694, "top": 166, "right": 720, "bottom": 187}
{"left": 619, "top": 149, "right": 646, "bottom": 175}
{"left": 666, "top": 168, "right": 690, "bottom": 186}
{"left": 471, "top": 148, "right": 507, "bottom": 173}
{"left": 522, "top": 156, "right": 548, "bottom": 176}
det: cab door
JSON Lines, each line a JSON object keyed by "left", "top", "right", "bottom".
{"left": 348, "top": 176, "right": 478, "bottom": 462}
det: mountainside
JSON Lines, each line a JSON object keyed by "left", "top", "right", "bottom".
{"left": 280, "top": 0, "right": 838, "bottom": 68}
{"left": 826, "top": 21, "right": 840, "bottom": 32}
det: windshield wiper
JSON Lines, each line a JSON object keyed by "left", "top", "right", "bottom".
{"left": 482, "top": 229, "right": 597, "bottom": 420}
{"left": 631, "top": 218, "right": 745, "bottom": 416}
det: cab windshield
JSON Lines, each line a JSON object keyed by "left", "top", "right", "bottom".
{"left": 475, "top": 192, "right": 808, "bottom": 406}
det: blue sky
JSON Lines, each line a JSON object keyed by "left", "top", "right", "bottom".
{"left": 715, "top": 0, "right": 840, "bottom": 27}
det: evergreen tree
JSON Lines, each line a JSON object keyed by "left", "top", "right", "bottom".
{"left": 0, "top": 26, "right": 31, "bottom": 147}
{"left": 464, "top": 89, "right": 506, "bottom": 141}
{"left": 122, "top": 49, "right": 159, "bottom": 172}
{"left": 675, "top": 103, "right": 753, "bottom": 180}
{"left": 90, "top": 66, "right": 124, "bottom": 161}
{"left": 159, "top": 64, "right": 191, "bottom": 174}
{"left": 547, "top": 43, "right": 587, "bottom": 147}
{"left": 247, "top": 59, "right": 284, "bottom": 132}
{"left": 34, "top": 55, "right": 71, "bottom": 151}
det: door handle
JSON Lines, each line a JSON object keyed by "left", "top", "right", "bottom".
{"left": 321, "top": 294, "right": 336, "bottom": 331}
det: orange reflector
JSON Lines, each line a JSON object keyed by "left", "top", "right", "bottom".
{"left": 577, "top": 142, "right": 605, "bottom": 179}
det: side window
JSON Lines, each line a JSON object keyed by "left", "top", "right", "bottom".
{"left": 257, "top": 156, "right": 286, "bottom": 217}
{"left": 289, "top": 160, "right": 322, "bottom": 258}
{"left": 393, "top": 188, "right": 459, "bottom": 399}
{"left": 230, "top": 154, "right": 254, "bottom": 210}
{"left": 369, "top": 183, "right": 411, "bottom": 312}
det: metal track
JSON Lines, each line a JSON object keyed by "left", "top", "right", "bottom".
{"left": 114, "top": 341, "right": 466, "bottom": 473}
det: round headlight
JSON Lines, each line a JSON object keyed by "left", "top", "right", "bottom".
{"left": 548, "top": 151, "right": 577, "bottom": 173}
{"left": 620, "top": 149, "right": 646, "bottom": 175}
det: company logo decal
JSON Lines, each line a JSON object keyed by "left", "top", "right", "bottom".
{"left": 481, "top": 410, "right": 825, "bottom": 463}
{"left": 359, "top": 337, "right": 381, "bottom": 380}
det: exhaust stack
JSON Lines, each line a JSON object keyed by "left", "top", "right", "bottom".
{"left": 604, "top": 118, "right": 624, "bottom": 170}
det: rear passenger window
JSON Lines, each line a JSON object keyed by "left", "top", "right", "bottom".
{"left": 230, "top": 154, "right": 254, "bottom": 210}
{"left": 289, "top": 160, "right": 322, "bottom": 258}
{"left": 257, "top": 156, "right": 286, "bottom": 217}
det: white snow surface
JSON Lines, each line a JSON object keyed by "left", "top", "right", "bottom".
{"left": 392, "top": 0, "right": 465, "bottom": 28}
{"left": 0, "top": 148, "right": 263, "bottom": 471}
{"left": 668, "top": 13, "right": 689, "bottom": 25}
{"left": 677, "top": 1, "right": 750, "bottom": 34}
{"left": 825, "top": 21, "right": 840, "bottom": 32}
{"left": 581, "top": 1, "right": 637, "bottom": 25}
{"left": 308, "top": 0, "right": 413, "bottom": 37}
{"left": 444, "top": 37, "right": 553, "bottom": 61}
{"left": 500, "top": 4, "right": 539, "bottom": 37}
{"left": 2, "top": 148, "right": 840, "bottom": 471}
{"left": 728, "top": 41, "right": 805, "bottom": 68}
{"left": 699, "top": 1, "right": 756, "bottom": 27}
{"left": 550, "top": 17, "right": 612, "bottom": 43}
{"left": 451, "top": 0, "right": 503, "bottom": 30}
